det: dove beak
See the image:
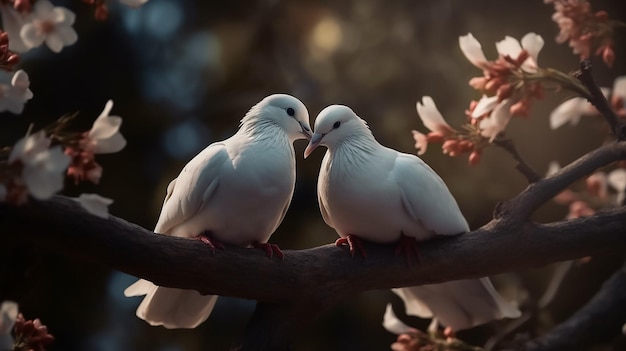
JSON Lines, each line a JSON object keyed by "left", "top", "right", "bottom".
{"left": 304, "top": 133, "right": 324, "bottom": 159}
{"left": 299, "top": 122, "right": 312, "bottom": 140}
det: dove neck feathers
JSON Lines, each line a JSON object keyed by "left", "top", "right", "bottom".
{"left": 238, "top": 111, "right": 293, "bottom": 145}
{"left": 324, "top": 131, "right": 380, "bottom": 174}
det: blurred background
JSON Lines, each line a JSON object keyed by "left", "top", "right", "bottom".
{"left": 1, "top": 0, "right": 626, "bottom": 350}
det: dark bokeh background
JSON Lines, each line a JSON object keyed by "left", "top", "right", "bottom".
{"left": 1, "top": 0, "right": 626, "bottom": 350}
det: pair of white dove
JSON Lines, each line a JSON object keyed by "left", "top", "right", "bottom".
{"left": 124, "top": 94, "right": 520, "bottom": 331}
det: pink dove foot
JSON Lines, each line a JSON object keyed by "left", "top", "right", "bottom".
{"left": 253, "top": 242, "right": 284, "bottom": 260}
{"left": 394, "top": 232, "right": 420, "bottom": 266}
{"left": 335, "top": 234, "right": 367, "bottom": 258}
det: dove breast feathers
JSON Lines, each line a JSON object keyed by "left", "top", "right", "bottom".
{"left": 154, "top": 129, "right": 296, "bottom": 246}
{"left": 318, "top": 145, "right": 468, "bottom": 243}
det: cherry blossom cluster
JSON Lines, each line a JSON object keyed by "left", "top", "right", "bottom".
{"left": 547, "top": 161, "right": 626, "bottom": 220}
{"left": 544, "top": 0, "right": 623, "bottom": 67}
{"left": 413, "top": 96, "right": 485, "bottom": 166}
{"left": 0, "top": 100, "right": 125, "bottom": 218}
{"left": 382, "top": 304, "right": 480, "bottom": 351}
{"left": 1, "top": 301, "right": 54, "bottom": 351}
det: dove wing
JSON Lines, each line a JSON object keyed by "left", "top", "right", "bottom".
{"left": 395, "top": 153, "right": 469, "bottom": 235}
{"left": 154, "top": 142, "right": 229, "bottom": 235}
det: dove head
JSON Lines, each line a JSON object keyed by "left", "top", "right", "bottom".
{"left": 304, "top": 105, "right": 372, "bottom": 158}
{"left": 241, "top": 94, "right": 312, "bottom": 142}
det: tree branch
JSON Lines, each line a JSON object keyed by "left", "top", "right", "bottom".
{"left": 2, "top": 142, "right": 626, "bottom": 350}
{"left": 493, "top": 137, "right": 541, "bottom": 183}
{"left": 573, "top": 60, "right": 626, "bottom": 140}
{"left": 495, "top": 140, "right": 626, "bottom": 222}
{"left": 521, "top": 264, "right": 626, "bottom": 351}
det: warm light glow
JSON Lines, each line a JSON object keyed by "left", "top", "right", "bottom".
{"left": 308, "top": 16, "right": 343, "bottom": 59}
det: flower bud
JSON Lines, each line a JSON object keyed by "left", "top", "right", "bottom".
{"left": 468, "top": 151, "right": 481, "bottom": 166}
{"left": 602, "top": 46, "right": 615, "bottom": 68}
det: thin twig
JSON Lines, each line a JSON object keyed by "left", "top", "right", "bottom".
{"left": 573, "top": 60, "right": 626, "bottom": 140}
{"left": 493, "top": 137, "right": 541, "bottom": 183}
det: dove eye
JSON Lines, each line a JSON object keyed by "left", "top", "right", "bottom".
{"left": 333, "top": 121, "right": 341, "bottom": 129}
{"left": 286, "top": 107, "right": 295, "bottom": 117}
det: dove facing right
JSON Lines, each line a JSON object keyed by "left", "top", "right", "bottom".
{"left": 305, "top": 105, "right": 520, "bottom": 331}
{"left": 124, "top": 94, "right": 311, "bottom": 329}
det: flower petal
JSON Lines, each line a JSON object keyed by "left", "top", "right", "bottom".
{"left": 546, "top": 161, "right": 561, "bottom": 177}
{"left": 22, "top": 146, "right": 70, "bottom": 199}
{"left": 55, "top": 24, "right": 78, "bottom": 46}
{"left": 459, "top": 33, "right": 488, "bottom": 68}
{"left": 45, "top": 33, "right": 65, "bottom": 53}
{"left": 471, "top": 95, "right": 499, "bottom": 118}
{"left": 608, "top": 169, "right": 626, "bottom": 192}
{"left": 382, "top": 304, "right": 414, "bottom": 335}
{"left": 521, "top": 32, "right": 544, "bottom": 64}
{"left": 74, "top": 193, "right": 113, "bottom": 218}
{"left": 34, "top": 0, "right": 54, "bottom": 18}
{"left": 90, "top": 115, "right": 122, "bottom": 141}
{"left": 92, "top": 131, "right": 127, "bottom": 154}
{"left": 495, "top": 36, "right": 522, "bottom": 58}
{"left": 20, "top": 23, "right": 46, "bottom": 49}
{"left": 611, "top": 76, "right": 626, "bottom": 104}
{"left": 479, "top": 99, "right": 513, "bottom": 141}
{"left": 9, "top": 131, "right": 51, "bottom": 164}
{"left": 416, "top": 96, "right": 454, "bottom": 135}
{"left": 549, "top": 97, "right": 588, "bottom": 129}
{"left": 411, "top": 130, "right": 428, "bottom": 155}
{"left": 0, "top": 4, "right": 31, "bottom": 52}
{"left": 98, "top": 99, "right": 114, "bottom": 119}
{"left": 0, "top": 300, "right": 18, "bottom": 333}
{"left": 10, "top": 70, "right": 30, "bottom": 90}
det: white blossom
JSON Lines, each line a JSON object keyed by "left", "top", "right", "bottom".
{"left": 415, "top": 96, "right": 455, "bottom": 135}
{"left": 549, "top": 97, "right": 593, "bottom": 129}
{"left": 471, "top": 95, "right": 499, "bottom": 118}
{"left": 0, "top": 4, "right": 30, "bottom": 52}
{"left": 459, "top": 33, "right": 488, "bottom": 69}
{"left": 549, "top": 80, "right": 619, "bottom": 130}
{"left": 9, "top": 131, "right": 71, "bottom": 200}
{"left": 608, "top": 168, "right": 626, "bottom": 206}
{"left": 495, "top": 33, "right": 544, "bottom": 72}
{"left": 88, "top": 100, "right": 127, "bottom": 154}
{"left": 546, "top": 161, "right": 561, "bottom": 177}
{"left": 460, "top": 32, "right": 544, "bottom": 72}
{"left": 382, "top": 304, "right": 414, "bottom": 335}
{"left": 19, "top": 0, "right": 78, "bottom": 53}
{"left": 74, "top": 193, "right": 113, "bottom": 218}
{"left": 0, "top": 70, "right": 34, "bottom": 114}
{"left": 0, "top": 301, "right": 18, "bottom": 351}
{"left": 479, "top": 99, "right": 514, "bottom": 141}
{"left": 119, "top": 0, "right": 149, "bottom": 8}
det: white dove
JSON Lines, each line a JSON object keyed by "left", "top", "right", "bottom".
{"left": 304, "top": 105, "right": 520, "bottom": 331}
{"left": 124, "top": 94, "right": 311, "bottom": 329}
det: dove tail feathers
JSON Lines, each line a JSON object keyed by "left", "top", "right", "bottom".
{"left": 393, "top": 278, "right": 520, "bottom": 331}
{"left": 479, "top": 277, "right": 522, "bottom": 320}
{"left": 126, "top": 280, "right": 218, "bottom": 329}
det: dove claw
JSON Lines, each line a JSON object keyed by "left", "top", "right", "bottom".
{"left": 253, "top": 242, "right": 284, "bottom": 260}
{"left": 335, "top": 234, "right": 367, "bottom": 259}
{"left": 394, "top": 233, "right": 420, "bottom": 266}
{"left": 197, "top": 232, "right": 225, "bottom": 254}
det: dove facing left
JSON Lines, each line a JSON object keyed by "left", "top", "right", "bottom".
{"left": 124, "top": 94, "right": 311, "bottom": 329}
{"left": 305, "top": 104, "right": 520, "bottom": 332}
